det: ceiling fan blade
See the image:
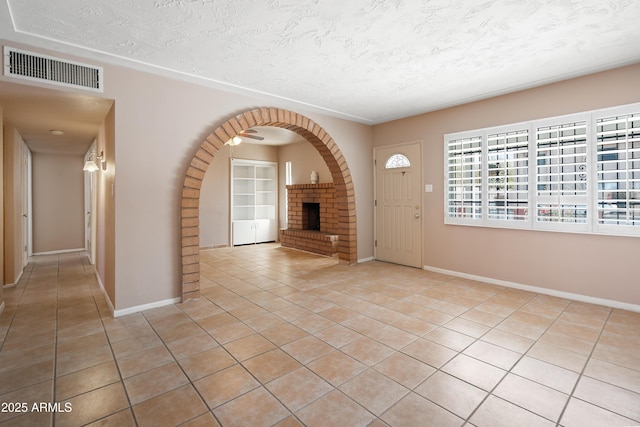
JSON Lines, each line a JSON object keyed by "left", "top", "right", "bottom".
{"left": 240, "top": 129, "right": 258, "bottom": 134}
{"left": 241, "top": 134, "right": 264, "bottom": 141}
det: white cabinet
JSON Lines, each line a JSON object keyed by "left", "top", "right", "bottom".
{"left": 231, "top": 159, "right": 277, "bottom": 245}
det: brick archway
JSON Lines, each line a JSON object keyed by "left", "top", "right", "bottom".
{"left": 180, "top": 108, "right": 357, "bottom": 301}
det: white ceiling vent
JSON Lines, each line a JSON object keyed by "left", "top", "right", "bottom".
{"left": 3, "top": 46, "right": 103, "bottom": 92}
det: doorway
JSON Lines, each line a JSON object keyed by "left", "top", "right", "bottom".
{"left": 22, "top": 146, "right": 32, "bottom": 267}
{"left": 84, "top": 144, "right": 97, "bottom": 264}
{"left": 179, "top": 108, "right": 358, "bottom": 301}
{"left": 374, "top": 141, "right": 423, "bottom": 268}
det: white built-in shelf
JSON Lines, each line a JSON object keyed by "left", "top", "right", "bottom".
{"left": 231, "top": 159, "right": 277, "bottom": 245}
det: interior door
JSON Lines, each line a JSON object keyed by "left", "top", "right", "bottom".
{"left": 22, "top": 147, "right": 31, "bottom": 267}
{"left": 375, "top": 141, "right": 423, "bottom": 268}
{"left": 84, "top": 170, "right": 93, "bottom": 262}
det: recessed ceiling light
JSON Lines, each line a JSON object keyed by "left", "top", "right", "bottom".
{"left": 49, "top": 129, "right": 64, "bottom": 136}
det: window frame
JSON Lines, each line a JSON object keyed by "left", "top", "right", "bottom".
{"left": 484, "top": 123, "right": 532, "bottom": 230}
{"left": 593, "top": 104, "right": 640, "bottom": 236}
{"left": 444, "top": 102, "right": 640, "bottom": 238}
{"left": 531, "top": 113, "right": 590, "bottom": 234}
{"left": 444, "top": 130, "right": 484, "bottom": 226}
{"left": 384, "top": 153, "right": 411, "bottom": 169}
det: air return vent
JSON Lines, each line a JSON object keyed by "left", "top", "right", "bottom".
{"left": 3, "top": 46, "right": 103, "bottom": 92}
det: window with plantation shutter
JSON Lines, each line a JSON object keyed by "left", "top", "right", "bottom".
{"left": 596, "top": 112, "right": 640, "bottom": 228}
{"left": 446, "top": 135, "right": 482, "bottom": 222}
{"left": 444, "top": 102, "right": 640, "bottom": 237}
{"left": 487, "top": 129, "right": 529, "bottom": 221}
{"left": 535, "top": 120, "right": 588, "bottom": 226}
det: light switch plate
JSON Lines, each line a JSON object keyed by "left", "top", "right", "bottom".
{"left": 425, "top": 184, "right": 433, "bottom": 192}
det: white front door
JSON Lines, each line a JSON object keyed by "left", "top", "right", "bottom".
{"left": 374, "top": 141, "right": 423, "bottom": 268}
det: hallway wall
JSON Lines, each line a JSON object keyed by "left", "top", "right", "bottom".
{"left": 2, "top": 125, "right": 26, "bottom": 286}
{"left": 95, "top": 105, "right": 116, "bottom": 308}
{"left": 32, "top": 152, "right": 84, "bottom": 253}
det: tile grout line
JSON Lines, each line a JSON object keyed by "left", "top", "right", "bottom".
{"left": 189, "top": 256, "right": 385, "bottom": 426}
{"left": 466, "top": 299, "right": 604, "bottom": 427}
{"left": 230, "top": 258, "right": 474, "bottom": 425}
{"left": 217, "top": 256, "right": 501, "bottom": 425}
{"left": 250, "top": 261, "right": 401, "bottom": 427}
{"left": 419, "top": 293, "right": 537, "bottom": 426}
{"left": 464, "top": 294, "right": 571, "bottom": 425}
{"left": 17, "top": 246, "right": 633, "bottom": 426}
{"left": 214, "top": 251, "right": 631, "bottom": 426}
{"left": 150, "top": 304, "right": 233, "bottom": 426}
{"left": 52, "top": 255, "right": 60, "bottom": 427}
{"left": 95, "top": 271, "right": 140, "bottom": 427}
{"left": 0, "top": 257, "right": 33, "bottom": 353}
{"left": 554, "top": 308, "right": 613, "bottom": 426}
{"left": 196, "top": 263, "right": 337, "bottom": 426}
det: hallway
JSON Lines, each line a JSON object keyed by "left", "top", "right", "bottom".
{"left": 0, "top": 245, "right": 638, "bottom": 426}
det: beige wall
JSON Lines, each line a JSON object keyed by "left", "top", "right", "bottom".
{"left": 317, "top": 119, "right": 374, "bottom": 262}
{"left": 373, "top": 63, "right": 640, "bottom": 306}
{"left": 2, "top": 125, "right": 25, "bottom": 286}
{"left": 279, "top": 141, "right": 332, "bottom": 185}
{"left": 100, "top": 61, "right": 372, "bottom": 310}
{"left": 95, "top": 105, "right": 116, "bottom": 307}
{"left": 32, "top": 152, "right": 84, "bottom": 253}
{"left": 199, "top": 144, "right": 230, "bottom": 249}
{"left": 277, "top": 141, "right": 333, "bottom": 230}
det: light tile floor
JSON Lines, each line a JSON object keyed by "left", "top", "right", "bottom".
{"left": 0, "top": 244, "right": 639, "bottom": 426}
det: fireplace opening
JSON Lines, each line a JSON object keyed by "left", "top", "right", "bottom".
{"left": 302, "top": 203, "right": 321, "bottom": 230}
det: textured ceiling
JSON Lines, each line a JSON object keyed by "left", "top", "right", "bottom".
{"left": 3, "top": 0, "right": 640, "bottom": 124}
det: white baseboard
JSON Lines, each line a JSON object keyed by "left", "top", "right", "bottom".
{"left": 4, "top": 270, "right": 24, "bottom": 288}
{"left": 93, "top": 270, "right": 180, "bottom": 318}
{"left": 423, "top": 265, "right": 640, "bottom": 313}
{"left": 33, "top": 248, "right": 86, "bottom": 256}
{"left": 200, "top": 244, "right": 229, "bottom": 251}
{"left": 358, "top": 256, "right": 375, "bottom": 263}
{"left": 15, "top": 270, "right": 23, "bottom": 286}
{"left": 113, "top": 297, "right": 181, "bottom": 318}
{"left": 95, "top": 271, "right": 115, "bottom": 316}
{"left": 0, "top": 301, "right": 5, "bottom": 316}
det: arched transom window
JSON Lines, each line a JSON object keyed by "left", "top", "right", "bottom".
{"left": 385, "top": 153, "right": 410, "bottom": 169}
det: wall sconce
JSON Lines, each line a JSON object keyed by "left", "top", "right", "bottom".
{"left": 83, "top": 151, "right": 105, "bottom": 172}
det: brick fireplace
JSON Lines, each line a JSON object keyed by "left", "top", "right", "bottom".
{"left": 280, "top": 183, "right": 339, "bottom": 256}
